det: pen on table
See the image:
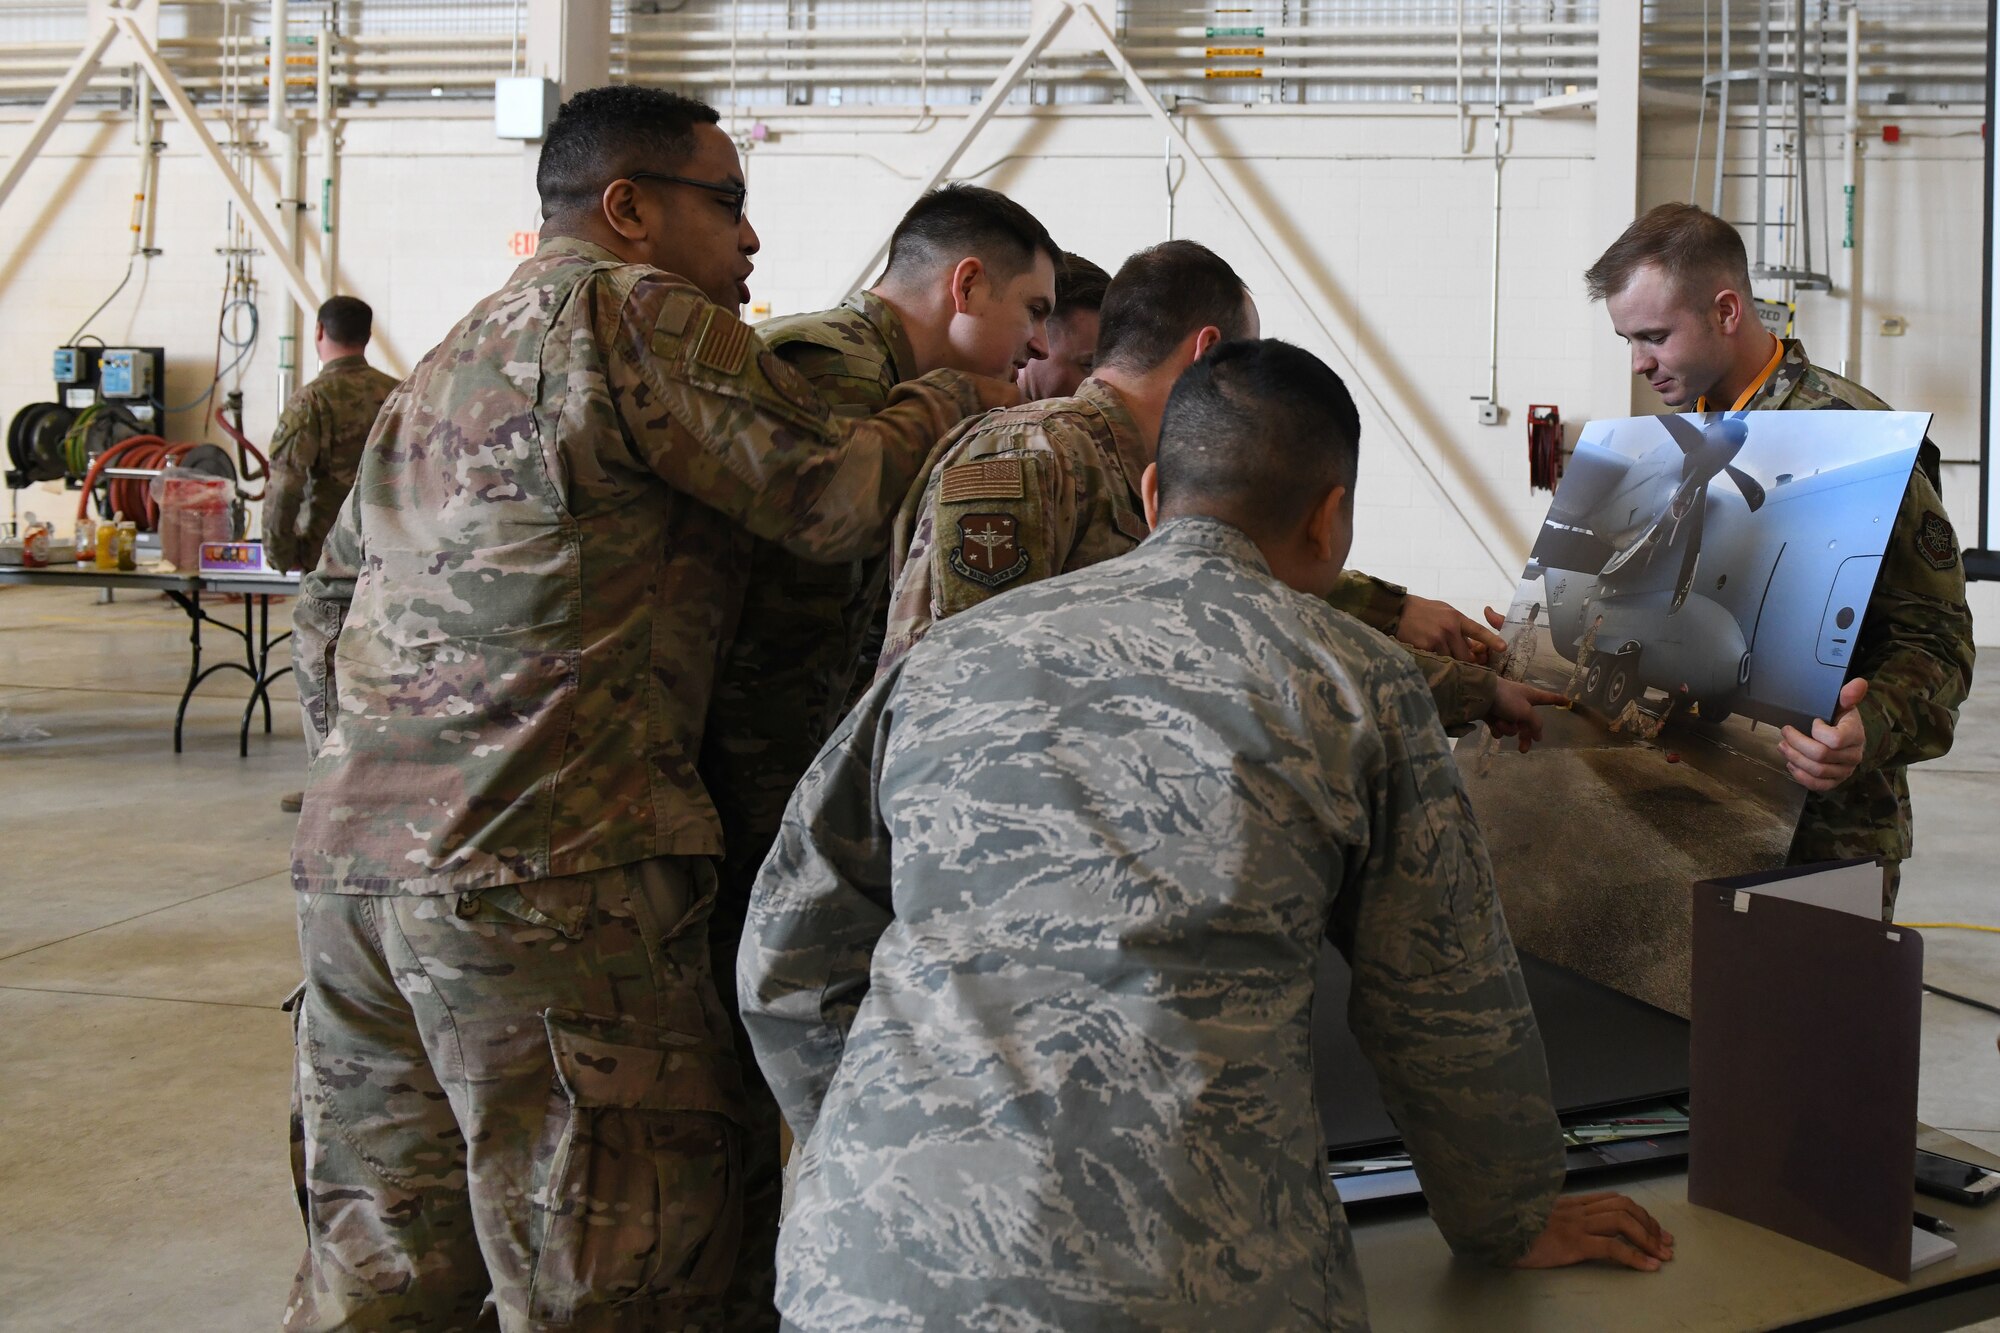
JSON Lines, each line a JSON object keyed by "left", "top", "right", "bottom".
{"left": 1914, "top": 1210, "right": 1955, "bottom": 1236}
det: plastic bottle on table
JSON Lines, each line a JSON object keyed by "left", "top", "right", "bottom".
{"left": 96, "top": 514, "right": 120, "bottom": 570}
{"left": 116, "top": 519, "right": 137, "bottom": 571}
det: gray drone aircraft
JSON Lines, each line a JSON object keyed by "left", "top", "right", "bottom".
{"left": 1524, "top": 412, "right": 1905, "bottom": 730}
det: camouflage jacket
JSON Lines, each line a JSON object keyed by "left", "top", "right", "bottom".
{"left": 702, "top": 293, "right": 922, "bottom": 901}
{"left": 259, "top": 354, "right": 398, "bottom": 573}
{"left": 740, "top": 516, "right": 1565, "bottom": 1329}
{"left": 289, "top": 237, "right": 987, "bottom": 894}
{"left": 876, "top": 375, "right": 1502, "bottom": 725}
{"left": 1744, "top": 340, "right": 1975, "bottom": 863}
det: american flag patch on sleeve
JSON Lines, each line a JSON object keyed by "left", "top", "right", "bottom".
{"left": 939, "top": 459, "right": 1026, "bottom": 504}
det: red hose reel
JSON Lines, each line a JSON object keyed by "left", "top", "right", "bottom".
{"left": 1528, "top": 404, "right": 1565, "bottom": 493}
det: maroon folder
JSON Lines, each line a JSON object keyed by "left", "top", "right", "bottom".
{"left": 1688, "top": 862, "right": 1924, "bottom": 1281}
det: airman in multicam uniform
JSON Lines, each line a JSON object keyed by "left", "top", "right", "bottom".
{"left": 259, "top": 296, "right": 398, "bottom": 575}
{"left": 283, "top": 88, "right": 1008, "bottom": 1333}
{"left": 742, "top": 341, "right": 1670, "bottom": 1330}
{"left": 1723, "top": 340, "right": 1973, "bottom": 892}
{"left": 704, "top": 184, "right": 1061, "bottom": 907}
{"left": 879, "top": 240, "right": 1561, "bottom": 740}
{"left": 1590, "top": 204, "right": 1974, "bottom": 911}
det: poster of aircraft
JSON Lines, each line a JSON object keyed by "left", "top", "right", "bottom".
{"left": 1458, "top": 408, "right": 1930, "bottom": 1017}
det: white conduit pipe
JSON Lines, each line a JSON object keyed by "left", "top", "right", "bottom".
{"left": 1841, "top": 4, "right": 1862, "bottom": 383}
{"left": 318, "top": 2, "right": 337, "bottom": 297}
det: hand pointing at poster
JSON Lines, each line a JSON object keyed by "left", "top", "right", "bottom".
{"left": 1779, "top": 678, "right": 1870, "bottom": 792}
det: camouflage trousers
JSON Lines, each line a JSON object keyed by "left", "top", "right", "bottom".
{"left": 285, "top": 857, "right": 781, "bottom": 1332}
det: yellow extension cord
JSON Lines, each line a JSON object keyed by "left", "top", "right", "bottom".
{"left": 1896, "top": 922, "right": 2000, "bottom": 935}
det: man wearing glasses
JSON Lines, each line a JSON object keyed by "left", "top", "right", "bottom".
{"left": 282, "top": 86, "right": 1014, "bottom": 1332}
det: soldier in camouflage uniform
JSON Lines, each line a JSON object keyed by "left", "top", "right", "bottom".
{"left": 283, "top": 87, "right": 1012, "bottom": 1332}
{"left": 260, "top": 296, "right": 399, "bottom": 576}
{"left": 263, "top": 296, "right": 400, "bottom": 813}
{"left": 1018, "top": 250, "right": 1110, "bottom": 401}
{"left": 880, "top": 239, "right": 1561, "bottom": 741}
{"left": 741, "top": 340, "right": 1672, "bottom": 1330}
{"left": 699, "top": 184, "right": 1059, "bottom": 1318}
{"left": 1588, "top": 204, "right": 1974, "bottom": 911}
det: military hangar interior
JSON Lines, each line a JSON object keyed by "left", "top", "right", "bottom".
{"left": 3, "top": 0, "right": 1999, "bottom": 1328}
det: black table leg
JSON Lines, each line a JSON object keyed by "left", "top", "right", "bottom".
{"left": 166, "top": 586, "right": 257, "bottom": 753}
{"left": 171, "top": 587, "right": 202, "bottom": 754}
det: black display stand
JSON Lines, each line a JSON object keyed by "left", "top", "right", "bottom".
{"left": 1313, "top": 945, "right": 1690, "bottom": 1154}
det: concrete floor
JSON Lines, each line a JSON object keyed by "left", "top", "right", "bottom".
{"left": 0, "top": 582, "right": 1995, "bottom": 1330}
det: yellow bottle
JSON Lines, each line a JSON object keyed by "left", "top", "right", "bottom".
{"left": 95, "top": 515, "right": 119, "bottom": 570}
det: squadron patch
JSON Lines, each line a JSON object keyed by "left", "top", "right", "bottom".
{"left": 1917, "top": 509, "right": 1960, "bottom": 571}
{"left": 692, "top": 307, "right": 751, "bottom": 376}
{"left": 939, "top": 459, "right": 1025, "bottom": 504}
{"left": 949, "top": 512, "right": 1030, "bottom": 588}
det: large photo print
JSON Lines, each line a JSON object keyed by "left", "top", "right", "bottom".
{"left": 1462, "top": 409, "right": 1931, "bottom": 1016}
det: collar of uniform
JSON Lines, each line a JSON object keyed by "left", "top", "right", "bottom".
{"left": 526, "top": 234, "right": 624, "bottom": 267}
{"left": 1146, "top": 514, "right": 1271, "bottom": 572}
{"left": 1697, "top": 334, "right": 1794, "bottom": 412}
{"left": 317, "top": 354, "right": 369, "bottom": 375}
{"left": 1075, "top": 376, "right": 1151, "bottom": 502}
{"left": 842, "top": 290, "right": 919, "bottom": 384}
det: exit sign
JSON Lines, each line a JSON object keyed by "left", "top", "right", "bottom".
{"left": 509, "top": 231, "right": 539, "bottom": 258}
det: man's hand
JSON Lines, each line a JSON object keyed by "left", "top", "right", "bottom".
{"left": 1779, "top": 678, "right": 1869, "bottom": 792}
{"left": 1513, "top": 1192, "right": 1676, "bottom": 1272}
{"left": 1397, "top": 594, "right": 1508, "bottom": 664}
{"left": 1486, "top": 678, "right": 1568, "bottom": 753}
{"left": 1484, "top": 605, "right": 1508, "bottom": 632}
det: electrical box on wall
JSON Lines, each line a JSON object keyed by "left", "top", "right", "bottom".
{"left": 99, "top": 348, "right": 154, "bottom": 399}
{"left": 495, "top": 77, "right": 559, "bottom": 140}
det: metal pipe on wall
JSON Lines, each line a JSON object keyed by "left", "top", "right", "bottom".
{"left": 1483, "top": 0, "right": 1504, "bottom": 419}
{"left": 270, "top": 0, "right": 300, "bottom": 406}
{"left": 135, "top": 67, "right": 159, "bottom": 256}
{"left": 1842, "top": 3, "right": 1862, "bottom": 382}
{"left": 317, "top": 5, "right": 337, "bottom": 298}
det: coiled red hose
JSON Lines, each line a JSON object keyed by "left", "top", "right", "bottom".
{"left": 74, "top": 435, "right": 199, "bottom": 529}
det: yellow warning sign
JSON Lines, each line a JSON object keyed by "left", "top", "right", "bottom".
{"left": 1206, "top": 46, "right": 1265, "bottom": 57}
{"left": 1204, "top": 68, "right": 1263, "bottom": 78}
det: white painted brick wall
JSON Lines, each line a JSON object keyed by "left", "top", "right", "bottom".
{"left": 1, "top": 105, "right": 1990, "bottom": 639}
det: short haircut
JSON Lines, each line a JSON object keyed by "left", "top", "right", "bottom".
{"left": 881, "top": 184, "right": 1063, "bottom": 286}
{"left": 1155, "top": 338, "right": 1360, "bottom": 539}
{"left": 1584, "top": 203, "right": 1755, "bottom": 307}
{"left": 1095, "top": 241, "right": 1253, "bottom": 374}
{"left": 317, "top": 295, "right": 373, "bottom": 347}
{"left": 1054, "top": 252, "right": 1111, "bottom": 319}
{"left": 536, "top": 86, "right": 720, "bottom": 219}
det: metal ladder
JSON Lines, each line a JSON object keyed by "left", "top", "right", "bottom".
{"left": 1704, "top": 0, "right": 1833, "bottom": 292}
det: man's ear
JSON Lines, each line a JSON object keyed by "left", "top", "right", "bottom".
{"left": 1308, "top": 483, "right": 1348, "bottom": 561}
{"left": 313, "top": 322, "right": 326, "bottom": 344}
{"left": 1191, "top": 324, "right": 1225, "bottom": 361}
{"left": 950, "top": 256, "right": 987, "bottom": 316}
{"left": 1140, "top": 462, "right": 1162, "bottom": 532}
{"left": 600, "top": 179, "right": 647, "bottom": 242}
{"left": 1714, "top": 287, "right": 1744, "bottom": 336}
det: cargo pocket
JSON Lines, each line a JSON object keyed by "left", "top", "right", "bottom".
{"left": 528, "top": 1009, "right": 748, "bottom": 1324}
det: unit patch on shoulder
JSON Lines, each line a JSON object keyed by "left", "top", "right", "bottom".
{"left": 949, "top": 512, "right": 1030, "bottom": 588}
{"left": 692, "top": 307, "right": 751, "bottom": 376}
{"left": 939, "top": 459, "right": 1025, "bottom": 504}
{"left": 1917, "top": 509, "right": 1960, "bottom": 571}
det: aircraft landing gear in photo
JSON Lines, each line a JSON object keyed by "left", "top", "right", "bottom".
{"left": 1601, "top": 648, "right": 1643, "bottom": 713}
